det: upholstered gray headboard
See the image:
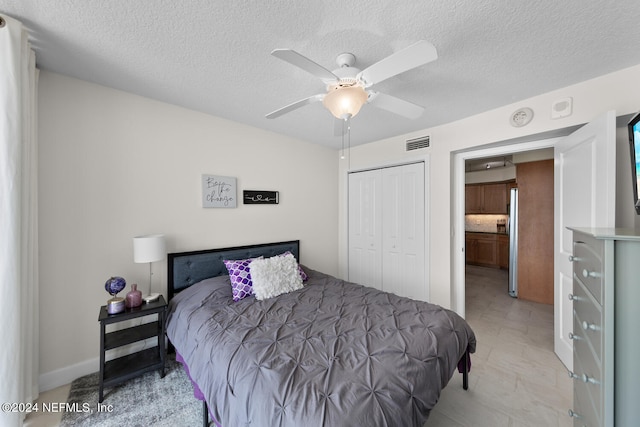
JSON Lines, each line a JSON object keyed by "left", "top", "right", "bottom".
{"left": 167, "top": 240, "right": 300, "bottom": 300}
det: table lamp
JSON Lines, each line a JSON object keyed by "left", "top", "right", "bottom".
{"left": 133, "top": 234, "right": 166, "bottom": 302}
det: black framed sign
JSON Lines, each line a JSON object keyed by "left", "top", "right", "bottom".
{"left": 243, "top": 190, "right": 279, "bottom": 205}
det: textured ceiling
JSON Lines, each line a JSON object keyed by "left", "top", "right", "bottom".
{"left": 2, "top": 0, "right": 640, "bottom": 149}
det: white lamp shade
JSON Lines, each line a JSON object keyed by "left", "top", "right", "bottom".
{"left": 133, "top": 234, "right": 166, "bottom": 263}
{"left": 322, "top": 85, "right": 368, "bottom": 119}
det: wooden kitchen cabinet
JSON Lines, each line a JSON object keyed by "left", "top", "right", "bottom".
{"left": 466, "top": 232, "right": 502, "bottom": 268}
{"left": 465, "top": 234, "right": 477, "bottom": 264}
{"left": 483, "top": 183, "right": 508, "bottom": 213}
{"left": 465, "top": 185, "right": 484, "bottom": 213}
{"left": 497, "top": 234, "right": 509, "bottom": 269}
{"left": 516, "top": 160, "right": 553, "bottom": 305}
{"left": 474, "top": 234, "right": 497, "bottom": 265}
{"left": 465, "top": 183, "right": 508, "bottom": 214}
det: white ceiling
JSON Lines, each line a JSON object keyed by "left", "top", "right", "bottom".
{"left": 2, "top": 1, "right": 640, "bottom": 150}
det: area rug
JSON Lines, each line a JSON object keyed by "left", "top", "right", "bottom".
{"left": 60, "top": 355, "right": 202, "bottom": 426}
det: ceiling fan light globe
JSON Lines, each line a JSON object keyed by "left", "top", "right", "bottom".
{"left": 323, "top": 85, "right": 368, "bottom": 119}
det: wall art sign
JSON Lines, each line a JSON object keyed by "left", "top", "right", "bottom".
{"left": 243, "top": 190, "right": 279, "bottom": 205}
{"left": 202, "top": 175, "right": 237, "bottom": 208}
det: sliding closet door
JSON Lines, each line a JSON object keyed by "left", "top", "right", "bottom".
{"left": 348, "top": 162, "right": 426, "bottom": 300}
{"left": 382, "top": 163, "right": 426, "bottom": 300}
{"left": 348, "top": 169, "right": 383, "bottom": 290}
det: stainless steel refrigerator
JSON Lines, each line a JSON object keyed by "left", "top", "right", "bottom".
{"left": 508, "top": 188, "right": 518, "bottom": 297}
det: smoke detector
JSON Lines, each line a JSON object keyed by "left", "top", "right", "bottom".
{"left": 510, "top": 107, "right": 534, "bottom": 127}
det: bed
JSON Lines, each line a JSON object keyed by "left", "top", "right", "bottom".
{"left": 165, "top": 240, "right": 476, "bottom": 427}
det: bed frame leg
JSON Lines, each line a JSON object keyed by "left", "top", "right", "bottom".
{"left": 203, "top": 400, "right": 209, "bottom": 427}
{"left": 462, "top": 349, "right": 469, "bottom": 390}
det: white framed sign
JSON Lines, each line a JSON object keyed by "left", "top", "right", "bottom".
{"left": 202, "top": 175, "right": 237, "bottom": 208}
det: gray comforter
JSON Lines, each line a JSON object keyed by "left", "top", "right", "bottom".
{"left": 166, "top": 267, "right": 476, "bottom": 427}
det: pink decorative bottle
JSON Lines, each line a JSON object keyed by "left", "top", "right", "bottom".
{"left": 125, "top": 283, "right": 142, "bottom": 308}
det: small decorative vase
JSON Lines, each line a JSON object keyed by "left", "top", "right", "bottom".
{"left": 125, "top": 283, "right": 142, "bottom": 308}
{"left": 107, "top": 297, "right": 125, "bottom": 314}
{"left": 105, "top": 276, "right": 127, "bottom": 314}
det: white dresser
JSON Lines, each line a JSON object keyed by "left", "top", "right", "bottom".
{"left": 568, "top": 228, "right": 640, "bottom": 427}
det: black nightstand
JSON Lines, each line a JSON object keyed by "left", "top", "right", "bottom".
{"left": 98, "top": 296, "right": 167, "bottom": 402}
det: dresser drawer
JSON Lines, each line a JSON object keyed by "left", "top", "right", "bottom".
{"left": 573, "top": 372, "right": 600, "bottom": 427}
{"left": 573, "top": 332, "right": 603, "bottom": 420}
{"left": 572, "top": 279, "right": 603, "bottom": 362}
{"left": 573, "top": 238, "right": 604, "bottom": 304}
{"left": 568, "top": 228, "right": 640, "bottom": 427}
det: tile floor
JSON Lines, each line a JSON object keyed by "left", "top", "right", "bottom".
{"left": 424, "top": 265, "right": 573, "bottom": 427}
{"left": 23, "top": 383, "right": 69, "bottom": 427}
{"left": 25, "top": 265, "right": 572, "bottom": 427}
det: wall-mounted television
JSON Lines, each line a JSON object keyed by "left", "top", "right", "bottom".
{"left": 628, "top": 112, "right": 640, "bottom": 215}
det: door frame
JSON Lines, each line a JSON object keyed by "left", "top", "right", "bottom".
{"left": 452, "top": 137, "right": 563, "bottom": 318}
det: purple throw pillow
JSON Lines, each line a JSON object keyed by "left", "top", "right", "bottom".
{"left": 280, "top": 251, "right": 308, "bottom": 281}
{"left": 223, "top": 257, "right": 261, "bottom": 301}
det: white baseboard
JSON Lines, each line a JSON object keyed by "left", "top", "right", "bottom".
{"left": 39, "top": 357, "right": 99, "bottom": 392}
{"left": 38, "top": 338, "right": 159, "bottom": 392}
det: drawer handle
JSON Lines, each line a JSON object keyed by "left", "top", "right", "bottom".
{"left": 567, "top": 293, "right": 581, "bottom": 302}
{"left": 582, "top": 321, "right": 600, "bottom": 331}
{"left": 582, "top": 268, "right": 600, "bottom": 278}
{"left": 568, "top": 332, "right": 581, "bottom": 340}
{"left": 582, "top": 373, "right": 600, "bottom": 385}
{"left": 568, "top": 409, "right": 581, "bottom": 419}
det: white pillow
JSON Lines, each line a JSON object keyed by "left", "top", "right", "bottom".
{"left": 250, "top": 253, "right": 304, "bottom": 300}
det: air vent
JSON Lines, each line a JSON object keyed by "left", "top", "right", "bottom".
{"left": 406, "top": 135, "right": 430, "bottom": 151}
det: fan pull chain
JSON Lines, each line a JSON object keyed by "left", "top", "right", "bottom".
{"left": 341, "top": 119, "right": 345, "bottom": 159}
{"left": 347, "top": 118, "right": 351, "bottom": 170}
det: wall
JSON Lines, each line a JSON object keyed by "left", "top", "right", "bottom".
{"left": 339, "top": 63, "right": 640, "bottom": 310}
{"left": 37, "top": 72, "right": 339, "bottom": 390}
{"left": 465, "top": 166, "right": 516, "bottom": 184}
{"left": 464, "top": 148, "right": 554, "bottom": 184}
{"left": 512, "top": 147, "right": 554, "bottom": 164}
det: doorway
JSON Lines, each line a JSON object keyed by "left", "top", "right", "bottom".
{"left": 454, "top": 111, "right": 617, "bottom": 371}
{"left": 465, "top": 151, "right": 554, "bottom": 304}
{"left": 452, "top": 137, "right": 560, "bottom": 319}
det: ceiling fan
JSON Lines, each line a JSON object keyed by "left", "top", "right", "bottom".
{"left": 265, "top": 40, "right": 438, "bottom": 123}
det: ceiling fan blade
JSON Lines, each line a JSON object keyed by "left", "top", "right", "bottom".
{"left": 368, "top": 92, "right": 424, "bottom": 119}
{"left": 272, "top": 49, "right": 338, "bottom": 83}
{"left": 265, "top": 94, "right": 324, "bottom": 119}
{"left": 357, "top": 41, "right": 437, "bottom": 87}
